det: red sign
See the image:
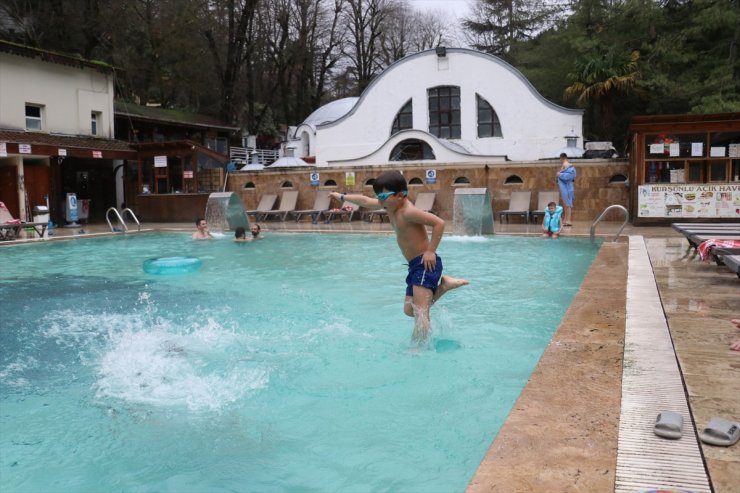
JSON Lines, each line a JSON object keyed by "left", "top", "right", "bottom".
{"left": 92, "top": 150, "right": 102, "bottom": 158}
{"left": 184, "top": 171, "right": 193, "bottom": 178}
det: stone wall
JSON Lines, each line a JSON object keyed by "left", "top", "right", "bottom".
{"left": 226, "top": 159, "right": 629, "bottom": 222}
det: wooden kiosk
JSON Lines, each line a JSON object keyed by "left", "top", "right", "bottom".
{"left": 629, "top": 112, "right": 740, "bottom": 224}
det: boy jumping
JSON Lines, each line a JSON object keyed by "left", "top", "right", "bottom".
{"left": 329, "top": 171, "right": 468, "bottom": 343}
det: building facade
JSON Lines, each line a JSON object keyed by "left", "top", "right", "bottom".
{"left": 290, "top": 48, "right": 584, "bottom": 167}
{"left": 0, "top": 40, "right": 134, "bottom": 224}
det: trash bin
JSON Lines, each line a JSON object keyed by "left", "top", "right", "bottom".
{"left": 33, "top": 205, "right": 49, "bottom": 223}
{"left": 33, "top": 205, "right": 50, "bottom": 238}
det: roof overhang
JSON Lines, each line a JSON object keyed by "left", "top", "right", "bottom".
{"left": 0, "top": 129, "right": 135, "bottom": 159}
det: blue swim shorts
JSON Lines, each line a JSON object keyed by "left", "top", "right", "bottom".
{"left": 405, "top": 254, "right": 443, "bottom": 297}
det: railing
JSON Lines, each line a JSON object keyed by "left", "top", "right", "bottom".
{"left": 230, "top": 146, "right": 280, "bottom": 166}
{"left": 106, "top": 207, "right": 141, "bottom": 233}
{"left": 590, "top": 204, "right": 629, "bottom": 244}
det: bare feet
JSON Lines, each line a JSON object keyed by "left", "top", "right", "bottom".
{"left": 730, "top": 319, "right": 740, "bottom": 351}
{"left": 440, "top": 275, "right": 469, "bottom": 291}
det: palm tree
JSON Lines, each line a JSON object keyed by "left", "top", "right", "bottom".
{"left": 564, "top": 47, "right": 640, "bottom": 140}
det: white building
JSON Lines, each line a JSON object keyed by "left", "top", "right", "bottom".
{"left": 0, "top": 40, "right": 133, "bottom": 223}
{"left": 290, "top": 47, "right": 583, "bottom": 167}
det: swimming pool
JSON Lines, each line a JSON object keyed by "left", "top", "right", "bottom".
{"left": 0, "top": 233, "right": 600, "bottom": 492}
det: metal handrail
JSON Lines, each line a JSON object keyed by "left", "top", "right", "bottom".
{"left": 106, "top": 207, "right": 141, "bottom": 233}
{"left": 121, "top": 208, "right": 141, "bottom": 232}
{"left": 106, "top": 207, "right": 127, "bottom": 232}
{"left": 590, "top": 204, "right": 629, "bottom": 244}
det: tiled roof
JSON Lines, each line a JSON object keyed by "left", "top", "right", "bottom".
{"left": 115, "top": 101, "right": 240, "bottom": 131}
{"left": 0, "top": 129, "right": 134, "bottom": 152}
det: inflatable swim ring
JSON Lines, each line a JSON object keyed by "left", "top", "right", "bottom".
{"left": 143, "top": 256, "right": 202, "bottom": 275}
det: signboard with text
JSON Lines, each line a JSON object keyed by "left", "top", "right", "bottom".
{"left": 638, "top": 184, "right": 740, "bottom": 218}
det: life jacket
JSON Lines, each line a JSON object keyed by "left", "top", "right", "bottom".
{"left": 543, "top": 205, "right": 563, "bottom": 232}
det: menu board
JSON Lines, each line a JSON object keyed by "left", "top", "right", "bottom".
{"left": 638, "top": 184, "right": 740, "bottom": 218}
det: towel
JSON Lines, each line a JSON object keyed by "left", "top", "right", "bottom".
{"left": 697, "top": 239, "right": 740, "bottom": 261}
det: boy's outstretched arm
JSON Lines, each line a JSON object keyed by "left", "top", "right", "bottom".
{"left": 328, "top": 191, "right": 383, "bottom": 210}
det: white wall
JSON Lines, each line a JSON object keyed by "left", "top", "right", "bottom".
{"left": 0, "top": 52, "right": 114, "bottom": 137}
{"left": 306, "top": 49, "right": 582, "bottom": 166}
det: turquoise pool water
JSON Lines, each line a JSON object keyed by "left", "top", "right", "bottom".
{"left": 0, "top": 233, "right": 600, "bottom": 492}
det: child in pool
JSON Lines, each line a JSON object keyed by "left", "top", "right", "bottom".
{"left": 329, "top": 171, "right": 468, "bottom": 344}
{"left": 234, "top": 226, "right": 248, "bottom": 242}
{"left": 542, "top": 202, "right": 563, "bottom": 239}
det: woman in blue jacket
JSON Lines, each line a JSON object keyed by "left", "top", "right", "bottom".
{"left": 557, "top": 153, "right": 576, "bottom": 226}
{"left": 542, "top": 202, "right": 563, "bottom": 239}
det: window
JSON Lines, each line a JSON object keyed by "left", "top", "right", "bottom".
{"left": 243, "top": 182, "right": 256, "bottom": 189}
{"left": 91, "top": 112, "right": 100, "bottom": 135}
{"left": 390, "top": 139, "right": 435, "bottom": 161}
{"left": 408, "top": 177, "right": 423, "bottom": 185}
{"left": 25, "top": 104, "right": 42, "bottom": 130}
{"left": 504, "top": 175, "right": 523, "bottom": 184}
{"left": 428, "top": 86, "right": 460, "bottom": 139}
{"left": 476, "top": 94, "right": 502, "bottom": 138}
{"left": 323, "top": 179, "right": 337, "bottom": 186}
{"left": 391, "top": 100, "right": 413, "bottom": 135}
{"left": 454, "top": 176, "right": 470, "bottom": 184}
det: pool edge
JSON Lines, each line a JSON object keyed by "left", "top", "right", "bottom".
{"left": 466, "top": 240, "right": 627, "bottom": 492}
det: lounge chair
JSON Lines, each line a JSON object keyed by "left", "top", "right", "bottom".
{"left": 414, "top": 192, "right": 437, "bottom": 215}
{"left": 245, "top": 193, "right": 277, "bottom": 221}
{"left": 0, "top": 201, "right": 47, "bottom": 240}
{"left": 324, "top": 201, "right": 361, "bottom": 223}
{"left": 262, "top": 190, "right": 299, "bottom": 221}
{"left": 363, "top": 207, "right": 388, "bottom": 223}
{"left": 530, "top": 191, "right": 559, "bottom": 223}
{"left": 722, "top": 254, "right": 740, "bottom": 277}
{"left": 498, "top": 191, "right": 531, "bottom": 224}
{"left": 291, "top": 190, "right": 331, "bottom": 223}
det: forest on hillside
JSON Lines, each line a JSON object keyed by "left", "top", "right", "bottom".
{"left": 1, "top": 0, "right": 738, "bottom": 152}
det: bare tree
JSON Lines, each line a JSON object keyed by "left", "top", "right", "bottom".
{"left": 198, "top": 0, "right": 261, "bottom": 123}
{"left": 343, "top": 0, "right": 390, "bottom": 93}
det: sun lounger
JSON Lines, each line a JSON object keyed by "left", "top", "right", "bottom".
{"left": 262, "top": 191, "right": 299, "bottom": 221}
{"left": 246, "top": 193, "right": 277, "bottom": 221}
{"left": 324, "top": 202, "right": 361, "bottom": 223}
{"left": 413, "top": 192, "right": 437, "bottom": 215}
{"left": 530, "top": 191, "right": 559, "bottom": 223}
{"left": 721, "top": 254, "right": 740, "bottom": 277}
{"left": 363, "top": 207, "right": 388, "bottom": 222}
{"left": 498, "top": 191, "right": 531, "bottom": 224}
{"left": 0, "top": 201, "right": 47, "bottom": 240}
{"left": 291, "top": 190, "right": 331, "bottom": 223}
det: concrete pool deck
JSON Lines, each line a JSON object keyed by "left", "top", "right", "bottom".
{"left": 2, "top": 219, "right": 738, "bottom": 492}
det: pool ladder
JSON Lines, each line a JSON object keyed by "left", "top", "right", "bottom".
{"left": 106, "top": 207, "right": 141, "bottom": 233}
{"left": 590, "top": 204, "right": 628, "bottom": 244}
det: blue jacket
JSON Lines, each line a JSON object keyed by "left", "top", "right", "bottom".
{"left": 543, "top": 205, "right": 563, "bottom": 233}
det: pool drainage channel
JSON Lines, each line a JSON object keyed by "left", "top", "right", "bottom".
{"left": 615, "top": 236, "right": 711, "bottom": 493}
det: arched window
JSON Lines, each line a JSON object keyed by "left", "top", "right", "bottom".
{"left": 390, "top": 139, "right": 435, "bottom": 161}
{"left": 476, "top": 94, "right": 502, "bottom": 138}
{"left": 504, "top": 175, "right": 523, "bottom": 184}
{"left": 428, "top": 86, "right": 460, "bottom": 139}
{"left": 243, "top": 182, "right": 256, "bottom": 189}
{"left": 391, "top": 99, "right": 413, "bottom": 136}
{"left": 324, "top": 179, "right": 337, "bottom": 186}
{"left": 454, "top": 176, "right": 470, "bottom": 184}
{"left": 609, "top": 174, "right": 628, "bottom": 184}
{"left": 408, "top": 177, "right": 423, "bottom": 185}
{"left": 281, "top": 181, "right": 293, "bottom": 188}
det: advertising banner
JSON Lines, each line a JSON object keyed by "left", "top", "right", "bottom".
{"left": 637, "top": 184, "right": 740, "bottom": 218}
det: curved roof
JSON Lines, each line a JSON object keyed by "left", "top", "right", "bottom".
{"left": 320, "top": 48, "right": 581, "bottom": 130}
{"left": 301, "top": 97, "right": 359, "bottom": 127}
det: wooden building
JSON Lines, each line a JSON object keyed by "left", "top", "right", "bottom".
{"left": 629, "top": 112, "right": 740, "bottom": 224}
